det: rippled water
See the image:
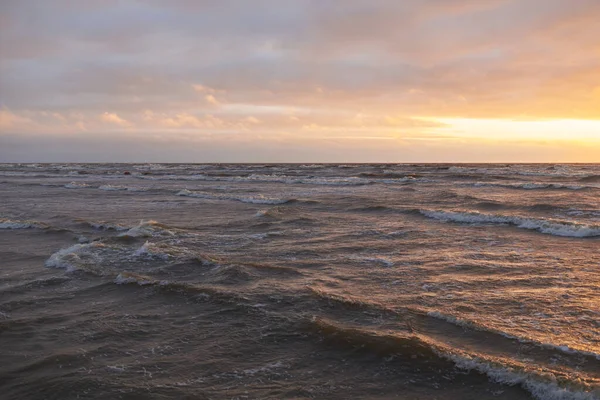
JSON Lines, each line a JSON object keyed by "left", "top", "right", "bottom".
{"left": 1, "top": 163, "right": 599, "bottom": 399}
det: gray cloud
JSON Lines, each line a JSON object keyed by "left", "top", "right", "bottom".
{"left": 1, "top": 0, "right": 599, "bottom": 161}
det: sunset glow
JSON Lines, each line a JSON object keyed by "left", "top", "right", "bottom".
{"left": 1, "top": 0, "right": 599, "bottom": 162}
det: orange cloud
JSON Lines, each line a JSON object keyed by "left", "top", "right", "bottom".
{"left": 101, "top": 112, "right": 132, "bottom": 127}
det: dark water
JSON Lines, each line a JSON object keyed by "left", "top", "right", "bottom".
{"left": 1, "top": 163, "right": 599, "bottom": 400}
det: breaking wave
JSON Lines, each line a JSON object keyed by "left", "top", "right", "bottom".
{"left": 138, "top": 173, "right": 430, "bottom": 186}
{"left": 0, "top": 218, "right": 46, "bottom": 229}
{"left": 117, "top": 220, "right": 175, "bottom": 238}
{"left": 307, "top": 317, "right": 599, "bottom": 400}
{"left": 44, "top": 242, "right": 107, "bottom": 272}
{"left": 176, "top": 189, "right": 294, "bottom": 205}
{"left": 64, "top": 182, "right": 91, "bottom": 189}
{"left": 418, "top": 210, "right": 600, "bottom": 237}
{"left": 470, "top": 182, "right": 592, "bottom": 191}
{"left": 426, "top": 311, "right": 600, "bottom": 361}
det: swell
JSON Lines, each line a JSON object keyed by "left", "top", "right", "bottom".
{"left": 417, "top": 209, "right": 600, "bottom": 237}
{"left": 136, "top": 173, "right": 432, "bottom": 186}
{"left": 468, "top": 182, "right": 595, "bottom": 191}
{"left": 306, "top": 288, "right": 600, "bottom": 366}
{"left": 113, "top": 272, "right": 253, "bottom": 306}
{"left": 0, "top": 276, "right": 71, "bottom": 295}
{"left": 0, "top": 218, "right": 48, "bottom": 230}
{"left": 578, "top": 175, "right": 600, "bottom": 183}
{"left": 304, "top": 317, "right": 599, "bottom": 400}
{"left": 176, "top": 189, "right": 297, "bottom": 205}
{"left": 426, "top": 311, "right": 600, "bottom": 362}
{"left": 459, "top": 198, "right": 596, "bottom": 215}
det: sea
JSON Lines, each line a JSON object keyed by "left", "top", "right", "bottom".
{"left": 0, "top": 163, "right": 599, "bottom": 400}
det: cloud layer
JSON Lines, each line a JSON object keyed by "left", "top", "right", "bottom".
{"left": 1, "top": 0, "right": 599, "bottom": 161}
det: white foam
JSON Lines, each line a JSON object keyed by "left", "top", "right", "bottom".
{"left": 114, "top": 273, "right": 156, "bottom": 286}
{"left": 118, "top": 220, "right": 172, "bottom": 238}
{"left": 0, "top": 218, "right": 45, "bottom": 229}
{"left": 45, "top": 242, "right": 104, "bottom": 272}
{"left": 241, "top": 361, "right": 286, "bottom": 376}
{"left": 64, "top": 182, "right": 91, "bottom": 189}
{"left": 105, "top": 365, "right": 126, "bottom": 373}
{"left": 448, "top": 165, "right": 590, "bottom": 179}
{"left": 444, "top": 352, "right": 598, "bottom": 400}
{"left": 89, "top": 221, "right": 128, "bottom": 231}
{"left": 98, "top": 185, "right": 128, "bottom": 191}
{"left": 255, "top": 209, "right": 269, "bottom": 217}
{"left": 138, "top": 173, "right": 428, "bottom": 186}
{"left": 419, "top": 210, "right": 600, "bottom": 237}
{"left": 471, "top": 182, "right": 588, "bottom": 191}
{"left": 176, "top": 189, "right": 291, "bottom": 205}
{"left": 133, "top": 241, "right": 170, "bottom": 260}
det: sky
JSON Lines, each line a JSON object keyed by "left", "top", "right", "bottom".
{"left": 1, "top": 0, "right": 599, "bottom": 163}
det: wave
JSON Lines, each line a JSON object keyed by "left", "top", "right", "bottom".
{"left": 470, "top": 182, "right": 591, "bottom": 191}
{"left": 578, "top": 175, "right": 600, "bottom": 183}
{"left": 176, "top": 189, "right": 294, "bottom": 205}
{"left": 81, "top": 220, "right": 129, "bottom": 231}
{"left": 0, "top": 218, "right": 46, "bottom": 229}
{"left": 448, "top": 166, "right": 593, "bottom": 180}
{"left": 0, "top": 276, "right": 71, "bottom": 294}
{"left": 427, "top": 311, "right": 600, "bottom": 361}
{"left": 98, "top": 184, "right": 148, "bottom": 192}
{"left": 445, "top": 352, "right": 598, "bottom": 400}
{"left": 98, "top": 184, "right": 127, "bottom": 191}
{"left": 307, "top": 317, "right": 598, "bottom": 400}
{"left": 113, "top": 272, "right": 251, "bottom": 304}
{"left": 419, "top": 210, "right": 600, "bottom": 237}
{"left": 348, "top": 255, "right": 394, "bottom": 267}
{"left": 64, "top": 182, "right": 92, "bottom": 189}
{"left": 117, "top": 220, "right": 175, "bottom": 238}
{"left": 44, "top": 242, "right": 106, "bottom": 272}
{"left": 133, "top": 241, "right": 172, "bottom": 260}
{"left": 307, "top": 287, "right": 401, "bottom": 318}
{"left": 137, "top": 173, "right": 430, "bottom": 186}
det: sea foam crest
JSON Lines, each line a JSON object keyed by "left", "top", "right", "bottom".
{"left": 139, "top": 173, "right": 425, "bottom": 186}
{"left": 443, "top": 352, "right": 598, "bottom": 400}
{"left": 0, "top": 218, "right": 45, "bottom": 229}
{"left": 471, "top": 182, "right": 589, "bottom": 191}
{"left": 118, "top": 220, "right": 172, "bottom": 238}
{"left": 419, "top": 210, "right": 600, "bottom": 237}
{"left": 99, "top": 185, "right": 128, "bottom": 191}
{"left": 133, "top": 241, "right": 171, "bottom": 260}
{"left": 45, "top": 242, "right": 105, "bottom": 272}
{"left": 64, "top": 182, "right": 91, "bottom": 189}
{"left": 176, "top": 189, "right": 291, "bottom": 205}
{"left": 114, "top": 272, "right": 158, "bottom": 286}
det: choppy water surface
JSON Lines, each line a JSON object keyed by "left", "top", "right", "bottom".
{"left": 1, "top": 163, "right": 599, "bottom": 400}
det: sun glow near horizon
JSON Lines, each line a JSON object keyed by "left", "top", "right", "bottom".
{"left": 1, "top": 1, "right": 599, "bottom": 162}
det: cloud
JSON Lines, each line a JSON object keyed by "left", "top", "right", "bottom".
{"left": 0, "top": 1, "right": 599, "bottom": 161}
{"left": 204, "top": 94, "right": 220, "bottom": 106}
{"left": 101, "top": 112, "right": 132, "bottom": 128}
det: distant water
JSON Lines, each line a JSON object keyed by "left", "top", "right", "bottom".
{"left": 1, "top": 163, "right": 599, "bottom": 400}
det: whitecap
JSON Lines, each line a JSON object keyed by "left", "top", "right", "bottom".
{"left": 133, "top": 241, "right": 170, "bottom": 260}
{"left": 45, "top": 242, "right": 105, "bottom": 272}
{"left": 98, "top": 184, "right": 128, "bottom": 191}
{"left": 176, "top": 189, "right": 292, "bottom": 205}
{"left": 64, "top": 182, "right": 91, "bottom": 189}
{"left": 443, "top": 351, "right": 598, "bottom": 400}
{"left": 118, "top": 220, "right": 172, "bottom": 238}
{"left": 0, "top": 218, "right": 45, "bottom": 229}
{"left": 419, "top": 210, "right": 600, "bottom": 237}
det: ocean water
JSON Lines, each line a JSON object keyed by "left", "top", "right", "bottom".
{"left": 0, "top": 163, "right": 599, "bottom": 400}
